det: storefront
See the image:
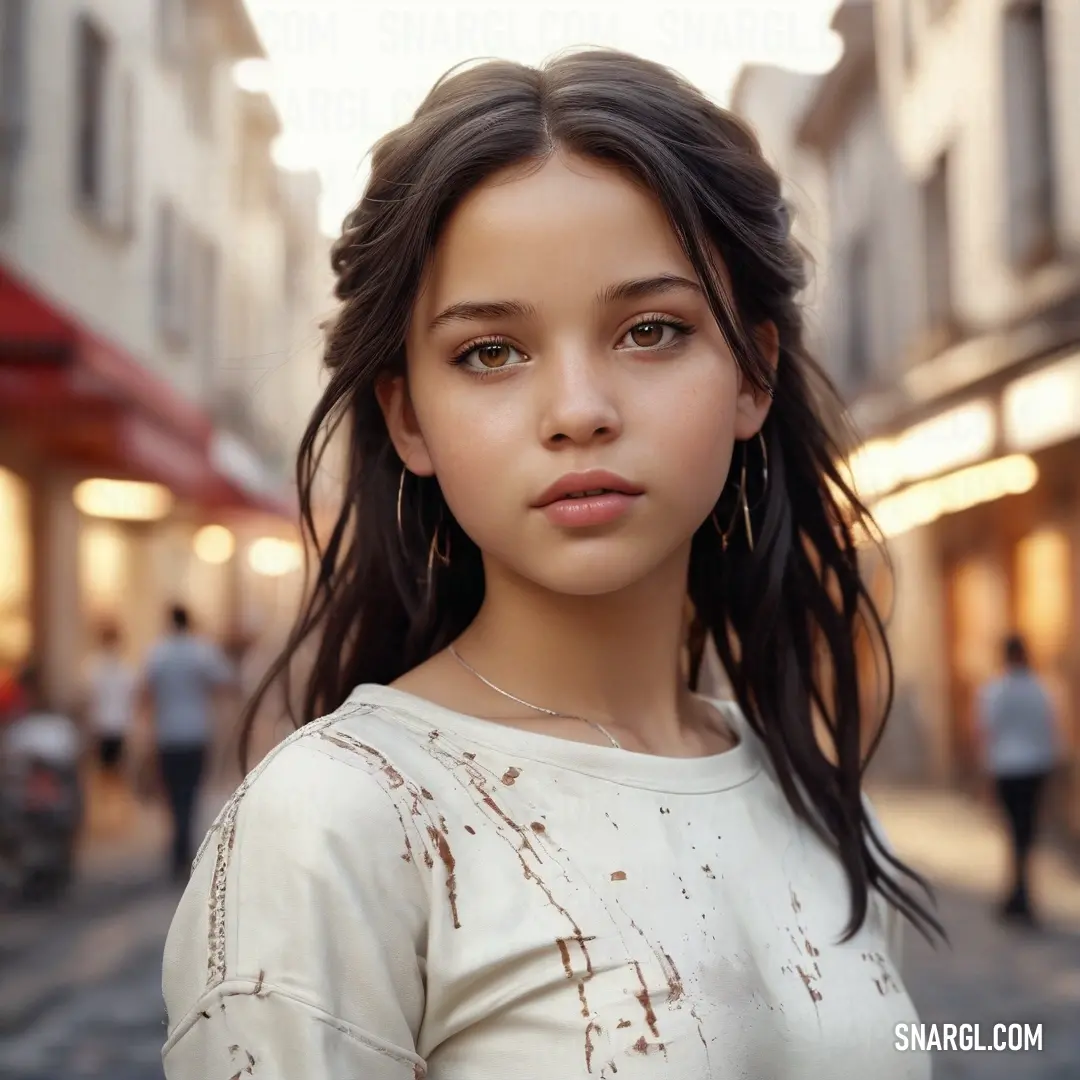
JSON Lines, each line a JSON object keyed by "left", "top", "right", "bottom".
{"left": 851, "top": 345, "right": 1080, "bottom": 833}
{"left": 937, "top": 440, "right": 1077, "bottom": 787}
{"left": 0, "top": 265, "right": 299, "bottom": 708}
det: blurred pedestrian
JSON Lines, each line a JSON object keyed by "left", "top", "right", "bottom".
{"left": 976, "top": 633, "right": 1064, "bottom": 926}
{"left": 83, "top": 621, "right": 138, "bottom": 829}
{"left": 141, "top": 605, "right": 235, "bottom": 882}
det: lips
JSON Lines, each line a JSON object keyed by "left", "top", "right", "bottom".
{"left": 534, "top": 470, "right": 644, "bottom": 507}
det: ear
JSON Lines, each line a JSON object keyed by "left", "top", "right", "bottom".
{"left": 374, "top": 374, "right": 436, "bottom": 477}
{"left": 732, "top": 320, "right": 779, "bottom": 441}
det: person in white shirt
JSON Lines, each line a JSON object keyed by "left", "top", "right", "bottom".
{"left": 85, "top": 622, "right": 137, "bottom": 775}
{"left": 82, "top": 622, "right": 138, "bottom": 831}
{"left": 161, "top": 50, "right": 937, "bottom": 1080}
{"left": 976, "top": 633, "right": 1063, "bottom": 925}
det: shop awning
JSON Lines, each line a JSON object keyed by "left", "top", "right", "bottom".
{"left": 207, "top": 430, "right": 298, "bottom": 521}
{"left": 0, "top": 265, "right": 294, "bottom": 519}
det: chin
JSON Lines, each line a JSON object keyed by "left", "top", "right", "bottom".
{"left": 513, "top": 543, "right": 681, "bottom": 598}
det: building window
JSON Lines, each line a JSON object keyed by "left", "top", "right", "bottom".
{"left": 922, "top": 151, "right": 955, "bottom": 338}
{"left": 75, "top": 16, "right": 107, "bottom": 209}
{"left": 192, "top": 234, "right": 220, "bottom": 388}
{"left": 1003, "top": 1, "right": 1055, "bottom": 269}
{"left": 156, "top": 207, "right": 217, "bottom": 364}
{"left": 156, "top": 200, "right": 191, "bottom": 349}
{"left": 74, "top": 15, "right": 134, "bottom": 235}
{"left": 0, "top": 0, "right": 27, "bottom": 220}
{"left": 845, "top": 233, "right": 872, "bottom": 385}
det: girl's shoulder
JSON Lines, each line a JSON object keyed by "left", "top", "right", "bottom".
{"left": 193, "top": 687, "right": 463, "bottom": 869}
{"left": 162, "top": 691, "right": 439, "bottom": 1063}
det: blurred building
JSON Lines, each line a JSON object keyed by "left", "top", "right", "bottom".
{"left": 0, "top": 0, "right": 332, "bottom": 709}
{"left": 729, "top": 64, "right": 830, "bottom": 351}
{"left": 733, "top": 0, "right": 1080, "bottom": 831}
{"left": 794, "top": 0, "right": 934, "bottom": 785}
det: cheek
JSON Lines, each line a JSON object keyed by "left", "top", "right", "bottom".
{"left": 648, "top": 365, "right": 739, "bottom": 498}
{"left": 410, "top": 387, "right": 521, "bottom": 523}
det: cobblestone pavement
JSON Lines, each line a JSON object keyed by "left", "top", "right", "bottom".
{"left": 901, "top": 883, "right": 1080, "bottom": 1079}
{"left": 0, "top": 874, "right": 179, "bottom": 1080}
{"left": 874, "top": 787, "right": 1080, "bottom": 1079}
{"left": 0, "top": 787, "right": 1076, "bottom": 1079}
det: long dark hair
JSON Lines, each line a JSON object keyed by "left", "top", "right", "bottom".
{"left": 242, "top": 48, "right": 941, "bottom": 944}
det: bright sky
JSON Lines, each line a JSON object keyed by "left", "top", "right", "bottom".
{"left": 241, "top": 0, "right": 843, "bottom": 235}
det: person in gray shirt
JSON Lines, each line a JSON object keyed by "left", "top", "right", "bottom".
{"left": 142, "top": 605, "right": 235, "bottom": 881}
{"left": 976, "top": 633, "right": 1064, "bottom": 926}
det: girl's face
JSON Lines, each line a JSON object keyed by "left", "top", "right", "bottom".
{"left": 380, "top": 152, "right": 774, "bottom": 597}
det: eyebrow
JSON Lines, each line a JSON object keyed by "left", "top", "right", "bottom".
{"left": 599, "top": 273, "right": 704, "bottom": 305}
{"left": 428, "top": 299, "right": 536, "bottom": 332}
{"left": 426, "top": 273, "right": 704, "bottom": 332}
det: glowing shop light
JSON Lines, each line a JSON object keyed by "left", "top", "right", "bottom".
{"left": 843, "top": 400, "right": 998, "bottom": 504}
{"left": 73, "top": 479, "right": 173, "bottom": 522}
{"left": 870, "top": 455, "right": 1038, "bottom": 539}
{"left": 892, "top": 400, "right": 997, "bottom": 483}
{"left": 1002, "top": 351, "right": 1080, "bottom": 453}
{"left": 247, "top": 537, "right": 303, "bottom": 577}
{"left": 193, "top": 525, "right": 236, "bottom": 565}
{"left": 845, "top": 438, "right": 902, "bottom": 501}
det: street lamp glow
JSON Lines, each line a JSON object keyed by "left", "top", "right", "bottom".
{"left": 73, "top": 479, "right": 173, "bottom": 522}
{"left": 871, "top": 455, "right": 1038, "bottom": 539}
{"left": 193, "top": 525, "right": 236, "bottom": 565}
{"left": 247, "top": 537, "right": 303, "bottom": 577}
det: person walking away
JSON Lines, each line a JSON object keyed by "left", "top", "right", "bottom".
{"left": 976, "top": 633, "right": 1064, "bottom": 925}
{"left": 141, "top": 605, "right": 235, "bottom": 881}
{"left": 83, "top": 622, "right": 138, "bottom": 832}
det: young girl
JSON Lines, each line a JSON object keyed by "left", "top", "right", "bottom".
{"left": 162, "top": 49, "right": 939, "bottom": 1079}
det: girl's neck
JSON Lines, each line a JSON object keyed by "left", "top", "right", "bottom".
{"left": 457, "top": 544, "right": 692, "bottom": 743}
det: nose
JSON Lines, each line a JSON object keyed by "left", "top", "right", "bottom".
{"left": 538, "top": 348, "right": 623, "bottom": 448}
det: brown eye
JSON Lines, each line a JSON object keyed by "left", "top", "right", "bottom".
{"left": 629, "top": 323, "right": 666, "bottom": 348}
{"left": 477, "top": 343, "right": 512, "bottom": 367}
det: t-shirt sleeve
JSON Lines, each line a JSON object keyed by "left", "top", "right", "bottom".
{"left": 161, "top": 733, "right": 431, "bottom": 1079}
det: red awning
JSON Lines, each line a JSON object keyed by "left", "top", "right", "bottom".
{"left": 0, "top": 265, "right": 293, "bottom": 519}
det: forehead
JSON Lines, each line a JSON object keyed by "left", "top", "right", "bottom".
{"left": 413, "top": 153, "right": 696, "bottom": 322}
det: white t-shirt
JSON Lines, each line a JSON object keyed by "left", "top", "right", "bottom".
{"left": 85, "top": 654, "right": 138, "bottom": 737}
{"left": 162, "top": 685, "right": 928, "bottom": 1080}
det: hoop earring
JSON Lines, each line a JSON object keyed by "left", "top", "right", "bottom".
{"left": 755, "top": 431, "right": 769, "bottom": 496}
{"left": 396, "top": 465, "right": 407, "bottom": 546}
{"left": 711, "top": 432, "right": 769, "bottom": 552}
{"left": 712, "top": 453, "right": 750, "bottom": 552}
{"left": 425, "top": 520, "right": 451, "bottom": 592}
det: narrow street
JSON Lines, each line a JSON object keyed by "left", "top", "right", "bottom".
{"left": 902, "top": 882, "right": 1080, "bottom": 1079}
{"left": 0, "top": 787, "right": 1077, "bottom": 1079}
{"left": 0, "top": 870, "right": 179, "bottom": 1080}
{"left": 873, "top": 788, "right": 1080, "bottom": 1079}
{"left": 0, "top": 795, "right": 180, "bottom": 1080}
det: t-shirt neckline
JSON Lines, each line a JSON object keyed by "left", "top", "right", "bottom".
{"left": 346, "top": 683, "right": 764, "bottom": 794}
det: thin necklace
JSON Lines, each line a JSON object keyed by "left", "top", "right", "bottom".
{"left": 447, "top": 644, "right": 622, "bottom": 749}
